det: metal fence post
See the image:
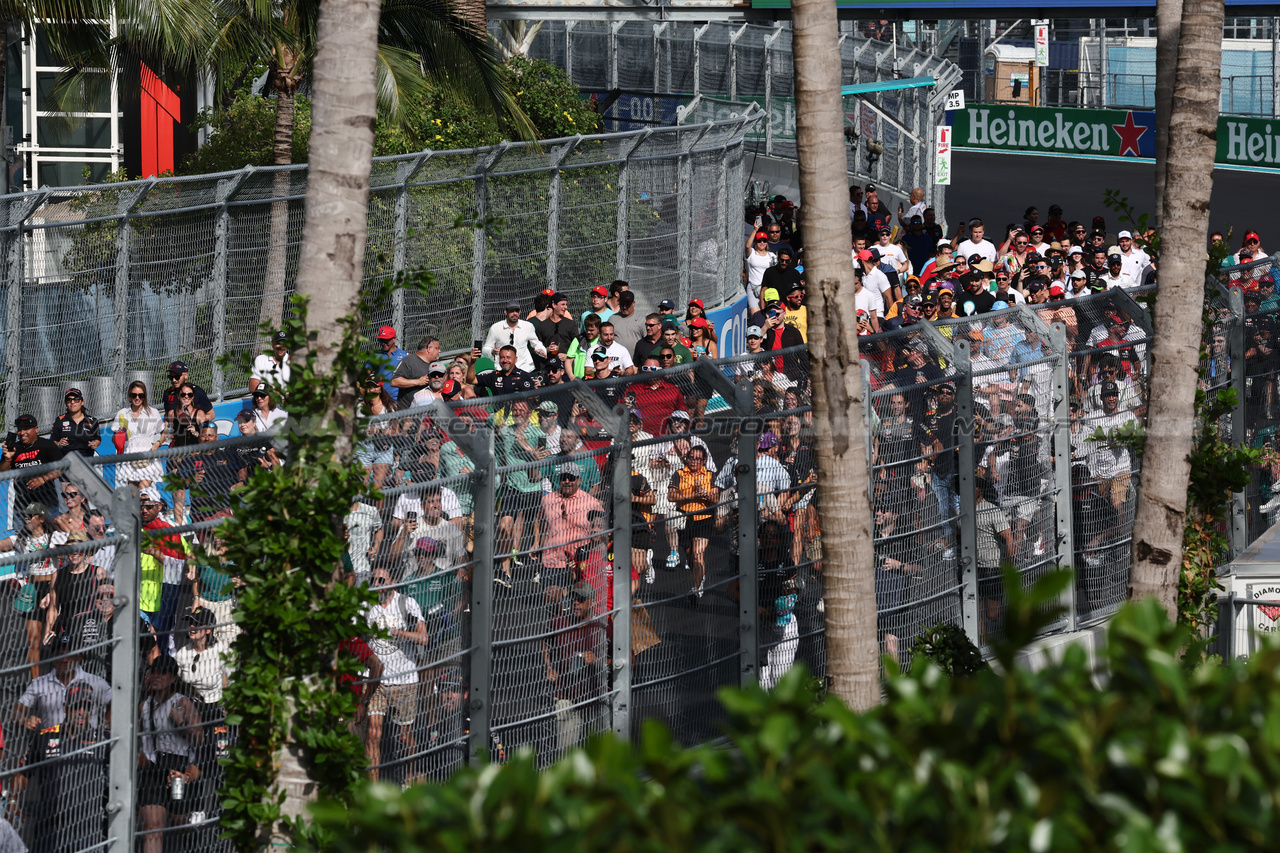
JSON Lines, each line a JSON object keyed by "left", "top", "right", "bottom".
{"left": 653, "top": 23, "right": 667, "bottom": 92}
{"left": 3, "top": 210, "right": 23, "bottom": 429}
{"left": 953, "top": 338, "right": 980, "bottom": 645}
{"left": 729, "top": 24, "right": 748, "bottom": 101}
{"left": 106, "top": 483, "right": 141, "bottom": 853}
{"left": 545, "top": 138, "right": 579, "bottom": 294}
{"left": 1272, "top": 18, "right": 1279, "bottom": 118}
{"left": 764, "top": 26, "right": 782, "bottom": 157}
{"left": 211, "top": 168, "right": 252, "bottom": 400}
{"left": 112, "top": 180, "right": 157, "bottom": 406}
{"left": 565, "top": 20, "right": 576, "bottom": 83}
{"left": 609, "top": 21, "right": 622, "bottom": 90}
{"left": 692, "top": 23, "right": 710, "bottom": 97}
{"left": 433, "top": 402, "right": 495, "bottom": 764}
{"left": 615, "top": 130, "right": 648, "bottom": 284}
{"left": 392, "top": 155, "right": 429, "bottom": 338}
{"left": 677, "top": 138, "right": 693, "bottom": 307}
{"left": 607, "top": 404, "right": 633, "bottom": 738}
{"left": 471, "top": 146, "right": 507, "bottom": 340}
{"left": 1229, "top": 285, "right": 1249, "bottom": 557}
{"left": 1049, "top": 321, "right": 1078, "bottom": 630}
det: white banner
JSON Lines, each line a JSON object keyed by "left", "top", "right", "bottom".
{"left": 1034, "top": 23, "right": 1049, "bottom": 67}
{"left": 935, "top": 125, "right": 952, "bottom": 185}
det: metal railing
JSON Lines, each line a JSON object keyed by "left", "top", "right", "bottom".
{"left": 0, "top": 114, "right": 760, "bottom": 434}
{"left": 523, "top": 20, "right": 963, "bottom": 219}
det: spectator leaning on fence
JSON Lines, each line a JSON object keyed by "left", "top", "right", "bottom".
{"left": 2, "top": 413, "right": 64, "bottom": 512}
{"left": 250, "top": 330, "right": 292, "bottom": 393}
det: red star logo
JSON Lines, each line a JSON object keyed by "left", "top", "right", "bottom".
{"left": 1111, "top": 111, "right": 1148, "bottom": 157}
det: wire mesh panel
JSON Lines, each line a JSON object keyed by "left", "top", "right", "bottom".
{"left": 1059, "top": 291, "right": 1152, "bottom": 625}
{"left": 861, "top": 325, "right": 964, "bottom": 665}
{"left": 0, "top": 462, "right": 125, "bottom": 853}
{"left": 624, "top": 360, "right": 741, "bottom": 745}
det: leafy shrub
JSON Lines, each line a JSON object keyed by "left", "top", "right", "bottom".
{"left": 310, "top": 571, "right": 1280, "bottom": 852}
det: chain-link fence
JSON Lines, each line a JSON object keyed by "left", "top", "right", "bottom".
{"left": 524, "top": 21, "right": 963, "bottom": 220}
{"left": 0, "top": 115, "right": 760, "bottom": 434}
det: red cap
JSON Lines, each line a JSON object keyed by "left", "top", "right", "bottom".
{"left": 591, "top": 285, "right": 609, "bottom": 297}
{"left": 439, "top": 379, "right": 461, "bottom": 399}
{"left": 376, "top": 325, "right": 396, "bottom": 340}
{"left": 1245, "top": 231, "right": 1261, "bottom": 243}
{"left": 1048, "top": 283, "right": 1065, "bottom": 296}
{"left": 856, "top": 249, "right": 874, "bottom": 262}
{"left": 688, "top": 298, "right": 704, "bottom": 309}
{"left": 754, "top": 232, "right": 770, "bottom": 242}
{"left": 691, "top": 317, "right": 708, "bottom": 328}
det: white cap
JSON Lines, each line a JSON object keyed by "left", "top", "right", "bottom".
{"left": 746, "top": 325, "right": 763, "bottom": 338}
{"left": 936, "top": 238, "right": 951, "bottom": 248}
{"left": 1118, "top": 230, "right": 1132, "bottom": 239}
{"left": 1068, "top": 246, "right": 1083, "bottom": 256}
{"left": 1071, "top": 270, "right": 1087, "bottom": 279}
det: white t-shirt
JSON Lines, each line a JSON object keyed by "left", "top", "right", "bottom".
{"left": 746, "top": 250, "right": 775, "bottom": 295}
{"left": 250, "top": 353, "right": 291, "bottom": 389}
{"left": 875, "top": 242, "right": 907, "bottom": 269}
{"left": 410, "top": 388, "right": 437, "bottom": 408}
{"left": 1104, "top": 272, "right": 1136, "bottom": 289}
{"left": 392, "top": 491, "right": 463, "bottom": 522}
{"left": 1119, "top": 247, "right": 1150, "bottom": 280}
{"left": 855, "top": 286, "right": 884, "bottom": 320}
{"left": 364, "top": 592, "right": 424, "bottom": 686}
{"left": 1084, "top": 409, "right": 1140, "bottom": 478}
{"left": 114, "top": 407, "right": 165, "bottom": 454}
{"left": 253, "top": 407, "right": 288, "bottom": 431}
{"left": 599, "top": 341, "right": 634, "bottom": 372}
{"left": 863, "top": 267, "right": 895, "bottom": 304}
{"left": 957, "top": 238, "right": 998, "bottom": 264}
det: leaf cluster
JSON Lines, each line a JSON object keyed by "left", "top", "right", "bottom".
{"left": 310, "top": 574, "right": 1280, "bottom": 852}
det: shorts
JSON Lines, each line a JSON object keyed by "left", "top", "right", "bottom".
{"left": 1099, "top": 473, "right": 1131, "bottom": 506}
{"left": 630, "top": 524, "right": 652, "bottom": 552}
{"left": 356, "top": 444, "right": 394, "bottom": 467}
{"left": 1004, "top": 495, "right": 1043, "bottom": 524}
{"left": 498, "top": 487, "right": 541, "bottom": 519}
{"left": 367, "top": 682, "right": 418, "bottom": 726}
{"left": 685, "top": 517, "right": 714, "bottom": 542}
{"left": 138, "top": 752, "right": 192, "bottom": 811}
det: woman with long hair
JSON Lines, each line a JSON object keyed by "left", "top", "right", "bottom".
{"left": 688, "top": 318, "right": 719, "bottom": 360}
{"left": 566, "top": 314, "right": 602, "bottom": 379}
{"left": 167, "top": 383, "right": 203, "bottom": 449}
{"left": 356, "top": 374, "right": 398, "bottom": 495}
{"left": 114, "top": 381, "right": 165, "bottom": 489}
{"left": 447, "top": 361, "right": 477, "bottom": 399}
{"left": 13, "top": 503, "right": 66, "bottom": 678}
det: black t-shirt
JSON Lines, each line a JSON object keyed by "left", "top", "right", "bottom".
{"left": 22, "top": 723, "right": 109, "bottom": 828}
{"left": 6, "top": 436, "right": 64, "bottom": 507}
{"left": 53, "top": 566, "right": 99, "bottom": 635}
{"left": 956, "top": 287, "right": 997, "bottom": 315}
{"left": 633, "top": 336, "right": 662, "bottom": 366}
{"left": 50, "top": 413, "right": 101, "bottom": 457}
{"left": 169, "top": 410, "right": 202, "bottom": 448}
{"left": 162, "top": 383, "right": 213, "bottom": 417}
{"left": 762, "top": 265, "right": 803, "bottom": 298}
{"left": 178, "top": 448, "right": 246, "bottom": 510}
{"left": 536, "top": 317, "right": 578, "bottom": 357}
{"left": 475, "top": 366, "right": 535, "bottom": 398}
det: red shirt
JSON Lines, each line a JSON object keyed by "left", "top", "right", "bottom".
{"left": 630, "top": 380, "right": 683, "bottom": 435}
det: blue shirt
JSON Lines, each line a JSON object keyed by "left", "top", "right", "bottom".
{"left": 373, "top": 348, "right": 409, "bottom": 400}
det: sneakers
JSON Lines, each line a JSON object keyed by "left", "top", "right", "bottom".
{"left": 645, "top": 566, "right": 656, "bottom": 585}
{"left": 494, "top": 574, "right": 513, "bottom": 590}
{"left": 665, "top": 551, "right": 682, "bottom": 570}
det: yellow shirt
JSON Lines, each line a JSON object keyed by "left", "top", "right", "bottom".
{"left": 783, "top": 305, "right": 808, "bottom": 342}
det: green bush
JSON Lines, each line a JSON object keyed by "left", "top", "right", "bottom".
{"left": 183, "top": 94, "right": 313, "bottom": 174}
{"left": 310, "top": 576, "right": 1280, "bottom": 852}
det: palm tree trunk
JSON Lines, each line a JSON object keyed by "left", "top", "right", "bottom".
{"left": 1152, "top": 0, "right": 1183, "bottom": 228}
{"left": 1130, "top": 0, "right": 1224, "bottom": 617}
{"left": 260, "top": 77, "right": 296, "bottom": 330}
{"left": 791, "top": 0, "right": 879, "bottom": 708}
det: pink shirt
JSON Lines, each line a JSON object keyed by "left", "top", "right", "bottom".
{"left": 540, "top": 489, "right": 604, "bottom": 568}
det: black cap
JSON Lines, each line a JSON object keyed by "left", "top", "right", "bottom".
{"left": 658, "top": 299, "right": 675, "bottom": 310}
{"left": 150, "top": 656, "right": 179, "bottom": 676}
{"left": 183, "top": 606, "right": 216, "bottom": 628}
{"left": 235, "top": 409, "right": 255, "bottom": 423}
{"left": 273, "top": 330, "right": 288, "bottom": 342}
{"left": 65, "top": 388, "right": 83, "bottom": 400}
{"left": 545, "top": 357, "right": 564, "bottom": 372}
{"left": 1101, "top": 381, "right": 1120, "bottom": 396}
{"left": 65, "top": 680, "right": 96, "bottom": 709}
{"left": 168, "top": 361, "right": 188, "bottom": 375}
{"left": 1107, "top": 254, "right": 1122, "bottom": 264}
{"left": 618, "top": 290, "right": 635, "bottom": 305}
{"left": 14, "top": 413, "right": 36, "bottom": 429}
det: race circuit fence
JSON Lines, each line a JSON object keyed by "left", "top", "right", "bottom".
{"left": 0, "top": 114, "right": 760, "bottom": 434}
{"left": 10, "top": 264, "right": 1280, "bottom": 852}
{"left": 522, "top": 20, "right": 963, "bottom": 220}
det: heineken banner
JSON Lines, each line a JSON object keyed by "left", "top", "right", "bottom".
{"left": 951, "top": 104, "right": 1280, "bottom": 172}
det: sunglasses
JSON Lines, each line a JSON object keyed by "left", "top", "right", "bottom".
{"left": 645, "top": 323, "right": 659, "bottom": 328}
{"left": 559, "top": 474, "right": 579, "bottom": 482}
{"left": 660, "top": 353, "right": 674, "bottom": 359}
{"left": 180, "top": 393, "right": 194, "bottom": 399}
{"left": 641, "top": 365, "right": 659, "bottom": 372}
{"left": 63, "top": 491, "right": 80, "bottom": 498}
{"left": 129, "top": 392, "right": 145, "bottom": 399}
{"left": 66, "top": 397, "right": 82, "bottom": 402}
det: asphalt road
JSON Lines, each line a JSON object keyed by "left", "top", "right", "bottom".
{"left": 948, "top": 151, "right": 1280, "bottom": 241}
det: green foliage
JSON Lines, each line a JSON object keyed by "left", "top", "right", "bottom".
{"left": 312, "top": 567, "right": 1280, "bottom": 851}
{"left": 183, "top": 94, "right": 313, "bottom": 173}
{"left": 214, "top": 277, "right": 419, "bottom": 849}
{"left": 908, "top": 622, "right": 988, "bottom": 677}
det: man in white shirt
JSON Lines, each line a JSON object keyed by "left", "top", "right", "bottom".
{"left": 874, "top": 226, "right": 909, "bottom": 274}
{"left": 1084, "top": 381, "right": 1139, "bottom": 516}
{"left": 249, "top": 331, "right": 291, "bottom": 392}
{"left": 956, "top": 219, "right": 998, "bottom": 264}
{"left": 1115, "top": 230, "right": 1150, "bottom": 280}
{"left": 483, "top": 301, "right": 546, "bottom": 372}
{"left": 898, "top": 187, "right": 927, "bottom": 224}
{"left": 596, "top": 321, "right": 636, "bottom": 375}
{"left": 857, "top": 248, "right": 897, "bottom": 308}
{"left": 1102, "top": 254, "right": 1136, "bottom": 289}
{"left": 363, "top": 569, "right": 428, "bottom": 782}
{"left": 853, "top": 274, "right": 883, "bottom": 331}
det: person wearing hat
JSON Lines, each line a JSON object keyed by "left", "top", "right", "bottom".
{"left": 51, "top": 387, "right": 101, "bottom": 458}
{"left": 955, "top": 217, "right": 997, "bottom": 265}
{"left": 745, "top": 228, "right": 776, "bottom": 312}
{"left": 388, "top": 335, "right": 442, "bottom": 410}
{"left": 159, "top": 361, "right": 213, "bottom": 425}
{"left": 15, "top": 637, "right": 109, "bottom": 733}
{"left": 249, "top": 329, "right": 292, "bottom": 394}
{"left": 482, "top": 302, "right": 545, "bottom": 375}
{"left": 659, "top": 319, "right": 694, "bottom": 366}
{"left": 874, "top": 224, "right": 909, "bottom": 275}
{"left": 632, "top": 355, "right": 683, "bottom": 434}
{"left": 1084, "top": 379, "right": 1140, "bottom": 518}
{"left": 372, "top": 325, "right": 409, "bottom": 402}
{"left": 545, "top": 575, "right": 607, "bottom": 757}
{"left": 1067, "top": 268, "right": 1090, "bottom": 299}
{"left": 761, "top": 246, "right": 802, "bottom": 300}
{"left": 603, "top": 289, "right": 643, "bottom": 354}
{"left": 1234, "top": 229, "right": 1265, "bottom": 266}
{"left": 11, "top": 677, "right": 110, "bottom": 853}
{"left": 1043, "top": 204, "right": 1067, "bottom": 242}
{"left": 1114, "top": 230, "right": 1150, "bottom": 280}
{"left": 138, "top": 654, "right": 204, "bottom": 846}
{"left": 1102, "top": 253, "right": 1135, "bottom": 289}
{"left": 539, "top": 461, "right": 604, "bottom": 579}
{"left": 2, "top": 413, "right": 65, "bottom": 513}
{"left": 954, "top": 271, "right": 996, "bottom": 316}
{"left": 918, "top": 238, "right": 954, "bottom": 285}
{"left": 856, "top": 247, "right": 898, "bottom": 308}
{"left": 749, "top": 286, "right": 783, "bottom": 330}
{"left": 580, "top": 285, "right": 615, "bottom": 332}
